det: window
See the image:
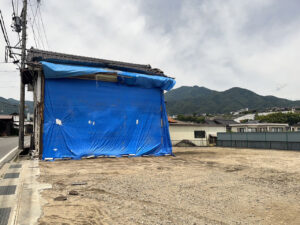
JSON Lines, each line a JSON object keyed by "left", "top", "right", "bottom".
{"left": 249, "top": 128, "right": 257, "bottom": 132}
{"left": 271, "top": 127, "right": 283, "bottom": 132}
{"left": 259, "top": 128, "right": 267, "bottom": 132}
{"left": 194, "top": 130, "right": 206, "bottom": 138}
{"left": 238, "top": 128, "right": 245, "bottom": 132}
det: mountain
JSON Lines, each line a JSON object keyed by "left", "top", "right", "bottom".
{"left": 0, "top": 97, "right": 34, "bottom": 115}
{"left": 164, "top": 86, "right": 300, "bottom": 115}
{"left": 2, "top": 86, "right": 299, "bottom": 116}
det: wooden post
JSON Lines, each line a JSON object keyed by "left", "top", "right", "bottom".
{"left": 39, "top": 71, "right": 45, "bottom": 159}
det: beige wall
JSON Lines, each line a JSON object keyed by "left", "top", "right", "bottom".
{"left": 291, "top": 126, "right": 300, "bottom": 132}
{"left": 169, "top": 125, "right": 226, "bottom": 146}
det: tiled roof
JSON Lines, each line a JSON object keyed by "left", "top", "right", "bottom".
{"left": 168, "top": 117, "right": 178, "bottom": 123}
{"left": 214, "top": 119, "right": 239, "bottom": 125}
{"left": 0, "top": 115, "right": 13, "bottom": 120}
{"left": 26, "top": 48, "right": 168, "bottom": 77}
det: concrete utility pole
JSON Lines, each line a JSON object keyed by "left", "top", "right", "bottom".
{"left": 18, "top": 0, "right": 27, "bottom": 150}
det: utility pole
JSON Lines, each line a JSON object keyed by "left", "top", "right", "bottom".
{"left": 18, "top": 0, "right": 27, "bottom": 150}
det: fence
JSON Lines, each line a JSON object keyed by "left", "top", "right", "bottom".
{"left": 217, "top": 132, "right": 300, "bottom": 150}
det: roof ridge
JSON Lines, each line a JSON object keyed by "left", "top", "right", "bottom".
{"left": 27, "top": 48, "right": 168, "bottom": 77}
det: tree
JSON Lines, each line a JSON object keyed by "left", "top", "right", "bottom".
{"left": 256, "top": 112, "right": 300, "bottom": 125}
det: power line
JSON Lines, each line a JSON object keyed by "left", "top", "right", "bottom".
{"left": 0, "top": 10, "right": 20, "bottom": 65}
{"left": 30, "top": 0, "right": 39, "bottom": 25}
{"left": 37, "top": 3, "right": 49, "bottom": 49}
{"left": 28, "top": 0, "right": 42, "bottom": 48}
{"left": 0, "top": 11, "right": 11, "bottom": 47}
{"left": 12, "top": 0, "right": 16, "bottom": 16}
{"left": 28, "top": 0, "right": 45, "bottom": 49}
{"left": 34, "top": 3, "right": 45, "bottom": 49}
{"left": 28, "top": 15, "right": 39, "bottom": 47}
{"left": 16, "top": 0, "right": 19, "bottom": 15}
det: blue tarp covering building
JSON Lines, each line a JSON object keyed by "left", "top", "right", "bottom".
{"left": 28, "top": 49, "right": 175, "bottom": 160}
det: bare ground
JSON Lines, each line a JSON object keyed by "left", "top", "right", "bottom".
{"left": 38, "top": 147, "right": 300, "bottom": 225}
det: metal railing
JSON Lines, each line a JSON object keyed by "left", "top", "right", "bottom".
{"left": 217, "top": 132, "right": 300, "bottom": 150}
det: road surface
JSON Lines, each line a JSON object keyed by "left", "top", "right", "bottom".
{"left": 0, "top": 136, "right": 29, "bottom": 167}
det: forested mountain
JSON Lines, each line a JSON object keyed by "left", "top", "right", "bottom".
{"left": 1, "top": 86, "right": 299, "bottom": 116}
{"left": 0, "top": 97, "right": 34, "bottom": 114}
{"left": 165, "top": 86, "right": 300, "bottom": 115}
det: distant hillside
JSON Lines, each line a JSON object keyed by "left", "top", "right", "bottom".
{"left": 0, "top": 97, "right": 34, "bottom": 115}
{"left": 165, "top": 86, "right": 300, "bottom": 115}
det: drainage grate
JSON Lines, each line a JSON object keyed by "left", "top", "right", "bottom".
{"left": 0, "top": 207, "right": 11, "bottom": 225}
{"left": 9, "top": 164, "right": 22, "bottom": 169}
{"left": 4, "top": 173, "right": 20, "bottom": 179}
{"left": 0, "top": 186, "right": 16, "bottom": 195}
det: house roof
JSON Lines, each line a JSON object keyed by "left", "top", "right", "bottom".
{"left": 26, "top": 48, "right": 169, "bottom": 77}
{"left": 168, "top": 117, "right": 178, "bottom": 123}
{"left": 169, "top": 122, "right": 225, "bottom": 127}
{"left": 168, "top": 117, "right": 229, "bottom": 127}
{"left": 168, "top": 119, "right": 225, "bottom": 127}
{"left": 0, "top": 115, "right": 13, "bottom": 120}
{"left": 214, "top": 119, "right": 239, "bottom": 125}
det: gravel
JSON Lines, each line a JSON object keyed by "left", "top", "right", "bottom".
{"left": 38, "top": 147, "right": 300, "bottom": 225}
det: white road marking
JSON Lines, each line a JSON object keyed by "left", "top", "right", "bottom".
{"left": 0, "top": 140, "right": 29, "bottom": 164}
{"left": 0, "top": 146, "right": 19, "bottom": 164}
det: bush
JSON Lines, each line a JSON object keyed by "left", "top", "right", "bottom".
{"left": 177, "top": 114, "right": 205, "bottom": 123}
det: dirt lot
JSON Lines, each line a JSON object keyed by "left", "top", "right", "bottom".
{"left": 38, "top": 147, "right": 300, "bottom": 225}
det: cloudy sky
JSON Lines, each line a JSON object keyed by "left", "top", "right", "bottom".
{"left": 0, "top": 0, "right": 300, "bottom": 100}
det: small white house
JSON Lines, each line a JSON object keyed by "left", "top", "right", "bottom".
{"left": 291, "top": 123, "right": 300, "bottom": 132}
{"left": 168, "top": 119, "right": 226, "bottom": 146}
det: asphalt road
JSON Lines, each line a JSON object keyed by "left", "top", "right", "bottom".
{"left": 0, "top": 136, "right": 29, "bottom": 167}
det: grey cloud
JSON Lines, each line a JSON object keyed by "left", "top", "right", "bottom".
{"left": 0, "top": 0, "right": 300, "bottom": 101}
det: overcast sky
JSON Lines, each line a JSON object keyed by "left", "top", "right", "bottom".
{"left": 0, "top": 0, "right": 300, "bottom": 100}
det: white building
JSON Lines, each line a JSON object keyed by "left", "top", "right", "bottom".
{"left": 169, "top": 120, "right": 226, "bottom": 146}
{"left": 234, "top": 110, "right": 296, "bottom": 123}
{"left": 291, "top": 123, "right": 300, "bottom": 132}
{"left": 229, "top": 123, "right": 289, "bottom": 132}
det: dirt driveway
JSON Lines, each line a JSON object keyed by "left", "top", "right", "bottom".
{"left": 38, "top": 147, "right": 300, "bottom": 225}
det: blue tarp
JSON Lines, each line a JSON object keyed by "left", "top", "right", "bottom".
{"left": 41, "top": 61, "right": 176, "bottom": 91}
{"left": 42, "top": 62, "right": 173, "bottom": 160}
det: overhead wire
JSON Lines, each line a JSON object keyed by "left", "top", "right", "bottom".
{"left": 28, "top": 0, "right": 41, "bottom": 48}
{"left": 37, "top": 3, "right": 49, "bottom": 49}
{"left": 28, "top": 0, "right": 45, "bottom": 49}
{"left": 34, "top": 2, "right": 46, "bottom": 49}
{"left": 11, "top": 0, "right": 21, "bottom": 46}
{"left": 12, "top": 0, "right": 16, "bottom": 16}
{"left": 0, "top": 11, "right": 11, "bottom": 46}
{"left": 15, "top": 0, "right": 19, "bottom": 15}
